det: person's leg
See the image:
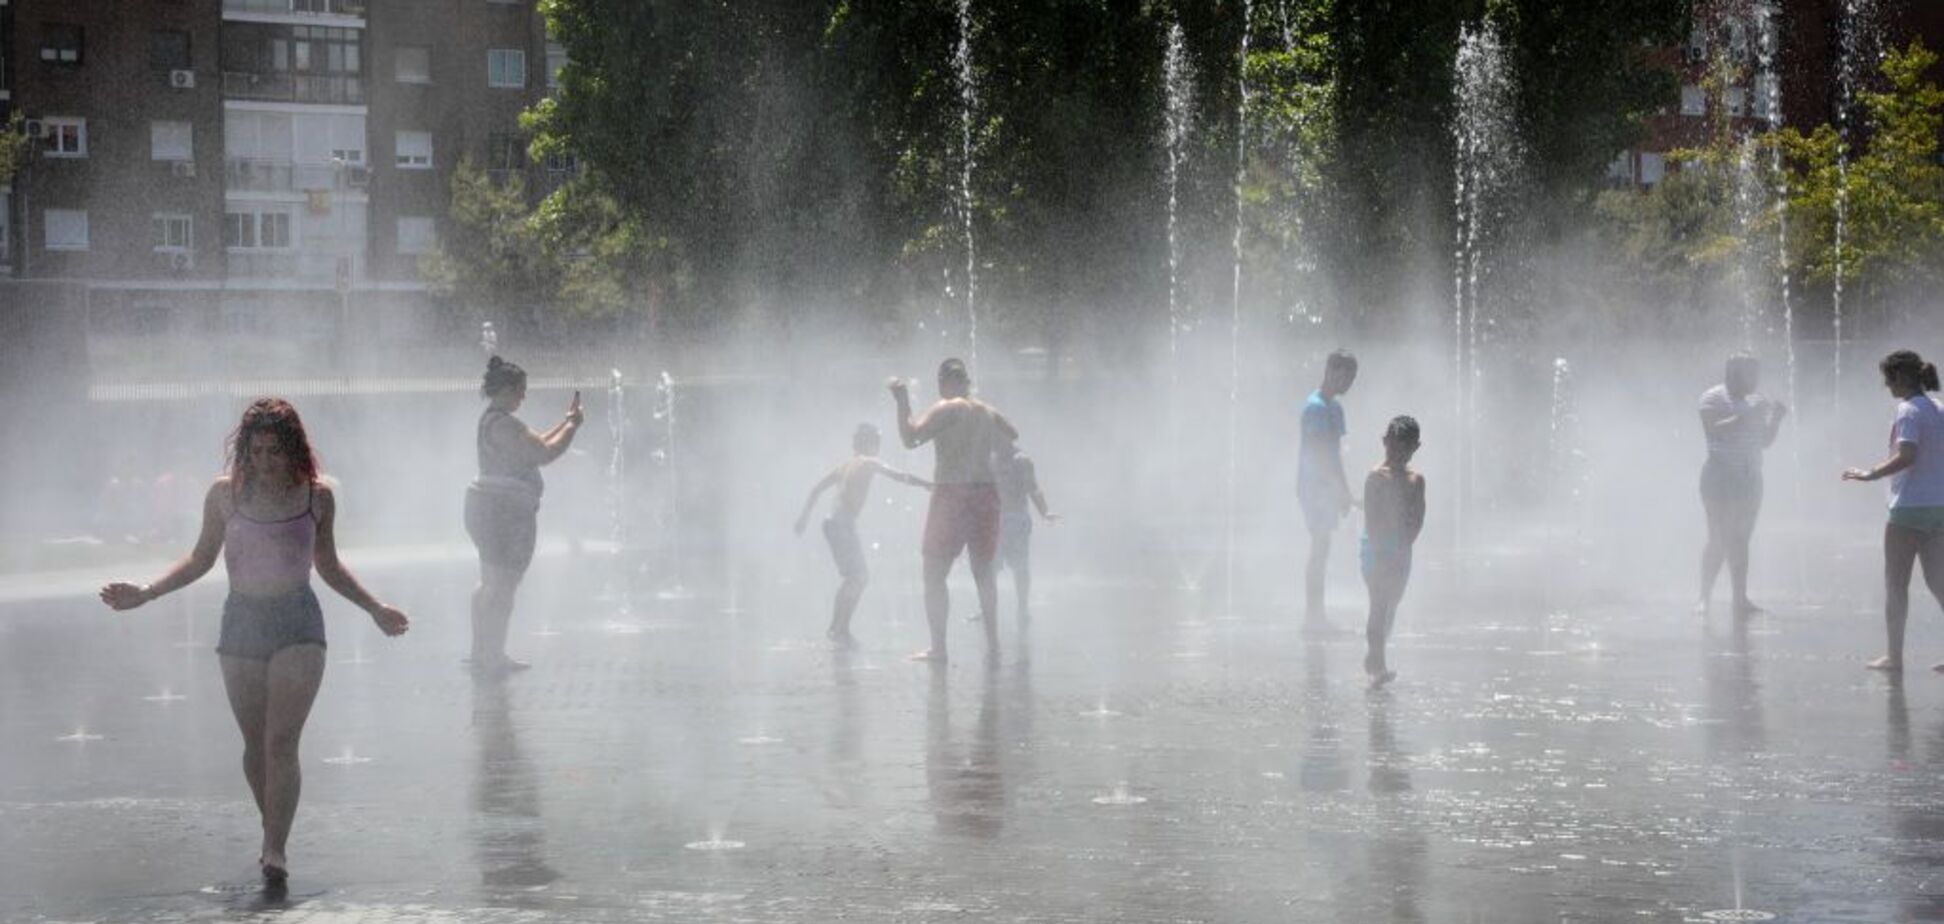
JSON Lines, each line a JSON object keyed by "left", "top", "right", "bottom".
{"left": 971, "top": 550, "right": 1000, "bottom": 656}
{"left": 1870, "top": 523, "right": 1923, "bottom": 671}
{"left": 219, "top": 655, "right": 271, "bottom": 820}
{"left": 477, "top": 565, "right": 523, "bottom": 665}
{"left": 1011, "top": 548, "right": 1031, "bottom": 624}
{"left": 1916, "top": 529, "right": 1944, "bottom": 671}
{"left": 258, "top": 644, "right": 325, "bottom": 876}
{"left": 1727, "top": 478, "right": 1763, "bottom": 614}
{"left": 1304, "top": 515, "right": 1333, "bottom": 628}
{"left": 1699, "top": 483, "right": 1726, "bottom": 610}
{"left": 831, "top": 573, "right": 866, "bottom": 641}
{"left": 916, "top": 553, "right": 952, "bottom": 661}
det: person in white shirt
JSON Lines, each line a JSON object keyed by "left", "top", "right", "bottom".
{"left": 1696, "top": 353, "right": 1787, "bottom": 616}
{"left": 1846, "top": 350, "right": 1944, "bottom": 673}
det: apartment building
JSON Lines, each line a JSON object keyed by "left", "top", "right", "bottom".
{"left": 1613, "top": 0, "right": 1944, "bottom": 188}
{"left": 0, "top": 0, "right": 554, "bottom": 347}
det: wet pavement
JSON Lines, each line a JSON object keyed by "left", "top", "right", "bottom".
{"left": 2, "top": 557, "right": 1942, "bottom": 923}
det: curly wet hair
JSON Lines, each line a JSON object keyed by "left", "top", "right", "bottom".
{"left": 226, "top": 397, "right": 319, "bottom": 491}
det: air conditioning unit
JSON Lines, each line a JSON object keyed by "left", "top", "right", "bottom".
{"left": 169, "top": 252, "right": 193, "bottom": 272}
{"left": 171, "top": 160, "right": 197, "bottom": 178}
{"left": 170, "top": 69, "right": 196, "bottom": 89}
{"left": 22, "top": 118, "right": 44, "bottom": 139}
{"left": 344, "top": 165, "right": 370, "bottom": 188}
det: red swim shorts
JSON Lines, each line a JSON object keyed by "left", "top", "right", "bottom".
{"left": 923, "top": 482, "right": 1001, "bottom": 564}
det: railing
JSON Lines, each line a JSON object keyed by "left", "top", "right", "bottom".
{"left": 226, "top": 158, "right": 365, "bottom": 192}
{"left": 223, "top": 0, "right": 367, "bottom": 16}
{"left": 225, "top": 250, "right": 356, "bottom": 283}
{"left": 222, "top": 71, "right": 364, "bottom": 105}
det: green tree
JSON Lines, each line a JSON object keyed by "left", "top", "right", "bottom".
{"left": 0, "top": 115, "right": 26, "bottom": 184}
{"left": 421, "top": 159, "right": 562, "bottom": 333}
{"left": 1775, "top": 39, "right": 1944, "bottom": 329}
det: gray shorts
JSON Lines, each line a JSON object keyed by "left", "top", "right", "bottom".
{"left": 823, "top": 517, "right": 867, "bottom": 580}
{"left": 217, "top": 586, "right": 327, "bottom": 661}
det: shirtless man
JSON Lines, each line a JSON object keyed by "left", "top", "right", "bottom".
{"left": 890, "top": 358, "right": 1018, "bottom": 662}
{"left": 795, "top": 423, "right": 930, "bottom": 647}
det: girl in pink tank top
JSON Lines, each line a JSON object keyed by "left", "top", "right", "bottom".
{"left": 99, "top": 398, "right": 410, "bottom": 887}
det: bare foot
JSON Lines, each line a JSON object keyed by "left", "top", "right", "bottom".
{"left": 1732, "top": 600, "right": 1765, "bottom": 617}
{"left": 1368, "top": 670, "right": 1397, "bottom": 689}
{"left": 826, "top": 630, "right": 858, "bottom": 650}
{"left": 909, "top": 649, "right": 948, "bottom": 663}
{"left": 1867, "top": 656, "right": 1904, "bottom": 672}
{"left": 259, "top": 853, "right": 289, "bottom": 885}
{"left": 1931, "top": 662, "right": 1944, "bottom": 674}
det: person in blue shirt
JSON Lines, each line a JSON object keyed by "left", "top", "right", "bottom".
{"left": 1299, "top": 349, "right": 1358, "bottom": 634}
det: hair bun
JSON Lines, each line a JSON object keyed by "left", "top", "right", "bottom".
{"left": 487, "top": 355, "right": 504, "bottom": 370}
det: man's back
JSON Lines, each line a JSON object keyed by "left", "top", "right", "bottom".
{"left": 926, "top": 398, "right": 1004, "bottom": 485}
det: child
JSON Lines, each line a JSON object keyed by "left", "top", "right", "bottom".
{"left": 795, "top": 423, "right": 931, "bottom": 647}
{"left": 994, "top": 435, "right": 1059, "bottom": 622}
{"left": 1361, "top": 416, "right": 1425, "bottom": 688}
{"left": 1300, "top": 349, "right": 1359, "bottom": 634}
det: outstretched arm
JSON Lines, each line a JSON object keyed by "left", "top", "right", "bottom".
{"left": 1845, "top": 441, "right": 1918, "bottom": 483}
{"left": 311, "top": 485, "right": 409, "bottom": 636}
{"left": 1023, "top": 459, "right": 1056, "bottom": 520}
{"left": 868, "top": 459, "right": 931, "bottom": 489}
{"left": 100, "top": 479, "right": 229, "bottom": 610}
{"left": 795, "top": 469, "right": 840, "bottom": 534}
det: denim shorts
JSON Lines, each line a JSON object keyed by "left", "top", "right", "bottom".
{"left": 217, "top": 585, "right": 327, "bottom": 660}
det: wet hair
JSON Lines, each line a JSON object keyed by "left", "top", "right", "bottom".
{"left": 852, "top": 422, "right": 880, "bottom": 451}
{"left": 1881, "top": 350, "right": 1941, "bottom": 392}
{"left": 1385, "top": 415, "right": 1421, "bottom": 445}
{"left": 481, "top": 355, "right": 527, "bottom": 398}
{"left": 1725, "top": 352, "right": 1760, "bottom": 378}
{"left": 937, "top": 357, "right": 970, "bottom": 384}
{"left": 1325, "top": 348, "right": 1358, "bottom": 376}
{"left": 226, "top": 397, "right": 319, "bottom": 491}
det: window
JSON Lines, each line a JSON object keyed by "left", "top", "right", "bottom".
{"left": 43, "top": 117, "right": 86, "bottom": 158}
{"left": 44, "top": 209, "right": 89, "bottom": 251}
{"left": 1640, "top": 152, "right": 1666, "bottom": 185}
{"left": 1680, "top": 84, "right": 1705, "bottom": 117}
{"left": 152, "top": 213, "right": 193, "bottom": 252}
{"left": 546, "top": 44, "right": 567, "bottom": 89}
{"left": 487, "top": 132, "right": 525, "bottom": 172}
{"left": 396, "top": 130, "right": 432, "bottom": 168}
{"left": 225, "top": 210, "right": 293, "bottom": 250}
{"left": 396, "top": 216, "right": 436, "bottom": 255}
{"left": 487, "top": 49, "right": 525, "bottom": 88}
{"left": 544, "top": 148, "right": 576, "bottom": 175}
{"left": 1725, "top": 86, "right": 1747, "bottom": 117}
{"left": 331, "top": 148, "right": 363, "bottom": 165}
{"left": 151, "top": 121, "right": 194, "bottom": 161}
{"left": 40, "top": 23, "right": 83, "bottom": 65}
{"left": 395, "top": 45, "right": 431, "bottom": 83}
{"left": 151, "top": 30, "right": 191, "bottom": 70}
{"left": 1606, "top": 152, "right": 1634, "bottom": 185}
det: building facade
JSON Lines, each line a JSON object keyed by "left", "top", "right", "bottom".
{"left": 1, "top": 0, "right": 555, "bottom": 363}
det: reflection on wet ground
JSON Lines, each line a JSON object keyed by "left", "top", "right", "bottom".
{"left": 2, "top": 562, "right": 1942, "bottom": 922}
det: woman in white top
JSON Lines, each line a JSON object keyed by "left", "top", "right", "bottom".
{"left": 1844, "top": 350, "right": 1944, "bottom": 673}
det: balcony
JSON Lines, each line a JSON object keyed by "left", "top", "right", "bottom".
{"left": 226, "top": 250, "right": 357, "bottom": 284}
{"left": 222, "top": 71, "right": 364, "bottom": 105}
{"left": 227, "top": 158, "right": 370, "bottom": 193}
{"left": 224, "top": 0, "right": 366, "bottom": 17}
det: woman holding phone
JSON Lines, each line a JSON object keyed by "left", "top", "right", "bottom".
{"left": 466, "top": 355, "right": 583, "bottom": 673}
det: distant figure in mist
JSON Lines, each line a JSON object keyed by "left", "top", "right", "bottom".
{"left": 1299, "top": 349, "right": 1359, "bottom": 634}
{"left": 794, "top": 422, "right": 931, "bottom": 648}
{"left": 1844, "top": 350, "right": 1944, "bottom": 673}
{"left": 1696, "top": 353, "right": 1788, "bottom": 616}
{"left": 889, "top": 358, "right": 1018, "bottom": 662}
{"left": 466, "top": 356, "right": 583, "bottom": 674}
{"left": 1361, "top": 416, "right": 1426, "bottom": 688}
{"left": 994, "top": 434, "right": 1059, "bottom": 622}
{"left": 99, "top": 398, "right": 410, "bottom": 887}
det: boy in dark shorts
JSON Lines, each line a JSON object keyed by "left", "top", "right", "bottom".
{"left": 795, "top": 423, "right": 930, "bottom": 647}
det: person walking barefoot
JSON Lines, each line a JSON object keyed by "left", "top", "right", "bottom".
{"left": 1300, "top": 350, "right": 1358, "bottom": 635}
{"left": 1697, "top": 353, "right": 1788, "bottom": 616}
{"left": 100, "top": 398, "right": 409, "bottom": 886}
{"left": 465, "top": 356, "right": 582, "bottom": 674}
{"left": 890, "top": 359, "right": 1017, "bottom": 663}
{"left": 794, "top": 423, "right": 931, "bottom": 647}
{"left": 1845, "top": 351, "right": 1944, "bottom": 673}
{"left": 1361, "top": 416, "right": 1425, "bottom": 688}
